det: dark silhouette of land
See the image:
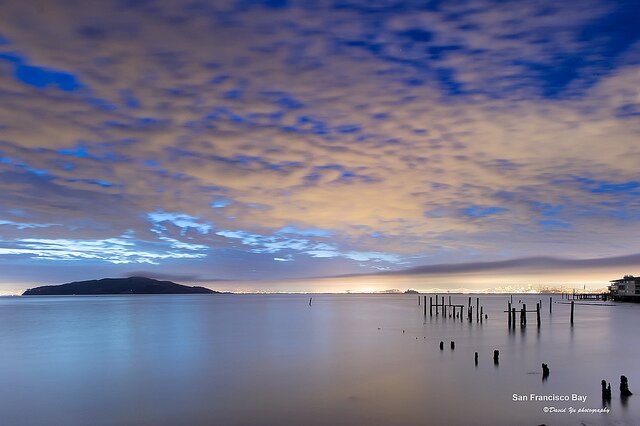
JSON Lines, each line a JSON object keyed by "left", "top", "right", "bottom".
{"left": 22, "top": 276, "right": 220, "bottom": 295}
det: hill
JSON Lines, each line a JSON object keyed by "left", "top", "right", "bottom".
{"left": 22, "top": 276, "right": 219, "bottom": 295}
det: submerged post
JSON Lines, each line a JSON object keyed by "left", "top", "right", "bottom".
{"left": 621, "top": 375, "right": 633, "bottom": 397}
{"left": 480, "top": 306, "right": 483, "bottom": 322}
{"left": 475, "top": 352, "right": 478, "bottom": 366}
{"left": 602, "top": 380, "right": 612, "bottom": 402}
{"left": 423, "top": 296, "right": 427, "bottom": 316}
{"left": 476, "top": 297, "right": 479, "bottom": 322}
{"left": 493, "top": 350, "right": 499, "bottom": 365}
{"left": 549, "top": 296, "right": 552, "bottom": 313}
{"left": 570, "top": 301, "right": 574, "bottom": 325}
{"left": 429, "top": 296, "right": 433, "bottom": 317}
{"left": 439, "top": 341, "right": 444, "bottom": 350}
{"left": 511, "top": 307, "right": 516, "bottom": 328}
{"left": 508, "top": 301, "right": 512, "bottom": 328}
{"left": 418, "top": 296, "right": 420, "bottom": 306}
{"left": 435, "top": 294, "right": 439, "bottom": 315}
{"left": 536, "top": 303, "right": 541, "bottom": 328}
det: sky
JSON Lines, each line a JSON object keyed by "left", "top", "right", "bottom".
{"left": 0, "top": 0, "right": 639, "bottom": 293}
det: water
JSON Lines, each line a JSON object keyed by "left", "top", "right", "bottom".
{"left": 0, "top": 294, "right": 638, "bottom": 425}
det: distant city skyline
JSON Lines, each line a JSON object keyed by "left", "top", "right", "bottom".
{"left": 1, "top": 0, "right": 639, "bottom": 293}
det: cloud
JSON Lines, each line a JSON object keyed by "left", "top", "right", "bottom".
{"left": 0, "top": 237, "right": 207, "bottom": 264}
{"left": 147, "top": 210, "right": 213, "bottom": 235}
{"left": 341, "top": 253, "right": 640, "bottom": 277}
{"left": 0, "top": 0, "right": 639, "bottom": 287}
{"left": 0, "top": 219, "right": 60, "bottom": 229}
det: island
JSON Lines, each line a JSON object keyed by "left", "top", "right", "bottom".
{"left": 22, "top": 276, "right": 221, "bottom": 295}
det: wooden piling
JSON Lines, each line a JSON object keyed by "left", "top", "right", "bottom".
{"left": 435, "top": 294, "right": 438, "bottom": 315}
{"left": 429, "top": 297, "right": 433, "bottom": 317}
{"left": 508, "top": 302, "right": 512, "bottom": 327}
{"left": 450, "top": 341, "right": 455, "bottom": 350}
{"left": 570, "top": 301, "right": 574, "bottom": 325}
{"left": 536, "top": 303, "right": 540, "bottom": 327}
{"left": 602, "top": 380, "right": 611, "bottom": 402}
{"left": 474, "top": 352, "right": 478, "bottom": 366}
{"left": 549, "top": 296, "right": 552, "bottom": 313}
{"left": 511, "top": 307, "right": 516, "bottom": 328}
{"left": 439, "top": 341, "right": 444, "bottom": 350}
{"left": 476, "top": 297, "right": 479, "bottom": 322}
{"left": 493, "top": 350, "right": 499, "bottom": 365}
{"left": 480, "top": 306, "right": 483, "bottom": 322}
{"left": 523, "top": 304, "right": 527, "bottom": 326}
{"left": 423, "top": 296, "right": 427, "bottom": 316}
{"left": 621, "top": 375, "right": 633, "bottom": 397}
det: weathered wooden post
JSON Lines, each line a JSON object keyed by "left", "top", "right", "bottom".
{"left": 570, "top": 300, "right": 574, "bottom": 325}
{"left": 542, "top": 363, "right": 549, "bottom": 380}
{"left": 423, "top": 296, "right": 427, "bottom": 316}
{"left": 519, "top": 307, "right": 523, "bottom": 326}
{"left": 621, "top": 375, "right": 633, "bottom": 397}
{"left": 480, "top": 306, "right": 483, "bottom": 322}
{"left": 439, "top": 341, "right": 444, "bottom": 350}
{"left": 450, "top": 341, "right": 455, "bottom": 350}
{"left": 508, "top": 302, "right": 512, "bottom": 328}
{"left": 469, "top": 306, "right": 473, "bottom": 322}
{"left": 511, "top": 307, "right": 516, "bottom": 328}
{"left": 435, "top": 294, "right": 439, "bottom": 315}
{"left": 493, "top": 350, "right": 499, "bottom": 365}
{"left": 474, "top": 351, "right": 478, "bottom": 366}
{"left": 549, "top": 296, "right": 552, "bottom": 313}
{"left": 523, "top": 304, "right": 527, "bottom": 326}
{"left": 536, "top": 303, "right": 541, "bottom": 327}
{"left": 429, "top": 296, "right": 433, "bottom": 317}
{"left": 418, "top": 296, "right": 420, "bottom": 306}
{"left": 476, "top": 297, "right": 479, "bottom": 322}
{"left": 468, "top": 296, "right": 471, "bottom": 307}
{"left": 602, "top": 380, "right": 612, "bottom": 402}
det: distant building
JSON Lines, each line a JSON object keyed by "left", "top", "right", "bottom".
{"left": 609, "top": 275, "right": 640, "bottom": 300}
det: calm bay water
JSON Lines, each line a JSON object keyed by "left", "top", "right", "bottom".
{"left": 1, "top": 294, "right": 638, "bottom": 425}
